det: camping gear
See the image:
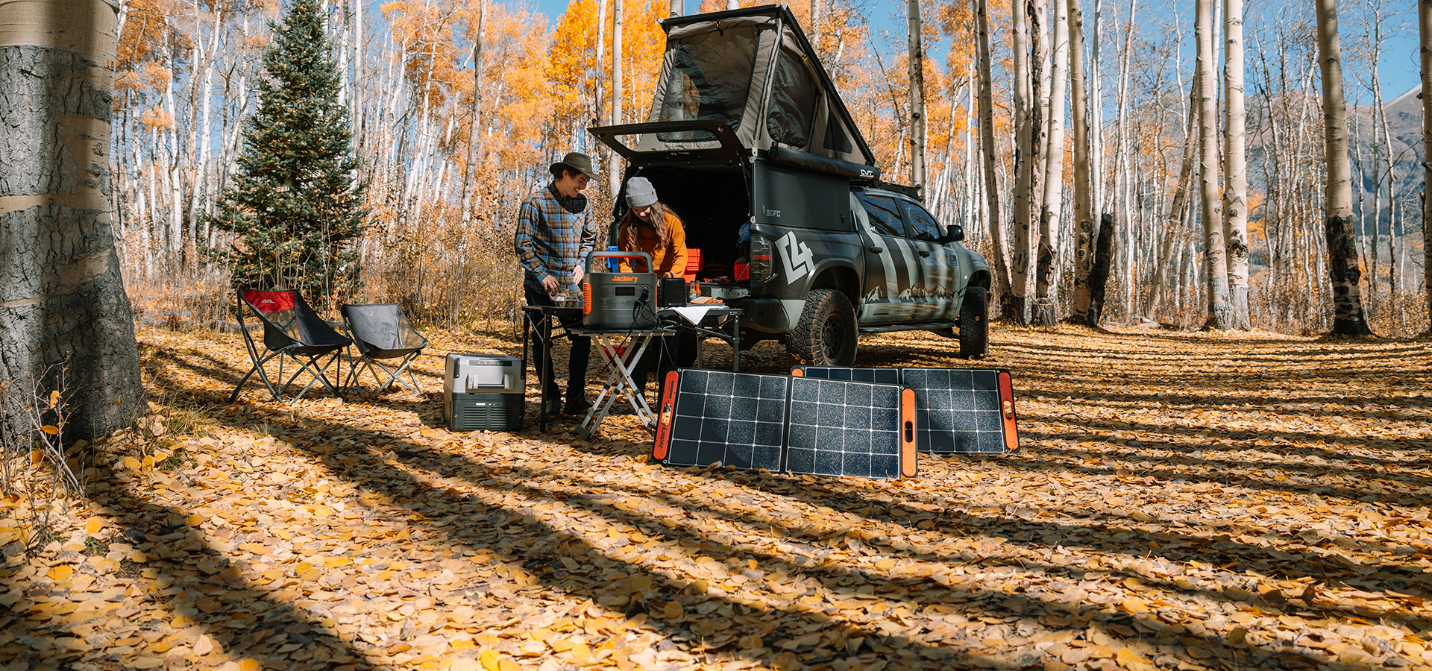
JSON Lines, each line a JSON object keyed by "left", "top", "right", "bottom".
{"left": 651, "top": 369, "right": 918, "bottom": 479}
{"left": 340, "top": 303, "right": 428, "bottom": 397}
{"left": 230, "top": 289, "right": 352, "bottom": 404}
{"left": 573, "top": 324, "right": 673, "bottom": 439}
{"left": 659, "top": 277, "right": 688, "bottom": 307}
{"left": 582, "top": 251, "right": 658, "bottom": 330}
{"left": 792, "top": 366, "right": 1019, "bottom": 454}
{"left": 443, "top": 353, "right": 524, "bottom": 431}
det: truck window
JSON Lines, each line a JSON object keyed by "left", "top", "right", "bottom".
{"left": 767, "top": 49, "right": 817, "bottom": 147}
{"left": 901, "top": 202, "right": 943, "bottom": 242}
{"left": 857, "top": 194, "right": 906, "bottom": 238}
{"left": 656, "top": 26, "right": 760, "bottom": 142}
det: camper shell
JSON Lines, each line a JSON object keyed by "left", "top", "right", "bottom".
{"left": 590, "top": 4, "right": 992, "bottom": 365}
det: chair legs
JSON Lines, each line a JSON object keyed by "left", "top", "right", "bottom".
{"left": 231, "top": 347, "right": 346, "bottom": 404}
{"left": 344, "top": 351, "right": 424, "bottom": 399}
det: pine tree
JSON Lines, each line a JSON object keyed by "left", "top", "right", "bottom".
{"left": 211, "top": 0, "right": 366, "bottom": 304}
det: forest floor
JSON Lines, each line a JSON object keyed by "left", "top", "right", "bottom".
{"left": 4, "top": 323, "right": 1432, "bottom": 671}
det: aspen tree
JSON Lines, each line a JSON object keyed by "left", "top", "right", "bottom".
{"left": 1421, "top": 0, "right": 1432, "bottom": 332}
{"left": 1068, "top": 0, "right": 1095, "bottom": 323}
{"left": 1195, "top": 0, "right": 1232, "bottom": 329}
{"left": 0, "top": 0, "right": 143, "bottom": 437}
{"left": 1223, "top": 0, "right": 1251, "bottom": 329}
{"left": 908, "top": 0, "right": 926, "bottom": 193}
{"left": 1313, "top": 0, "right": 1373, "bottom": 335}
{"left": 1033, "top": 0, "right": 1068, "bottom": 326}
{"left": 976, "top": 0, "right": 1013, "bottom": 304}
{"left": 459, "top": 0, "right": 487, "bottom": 229}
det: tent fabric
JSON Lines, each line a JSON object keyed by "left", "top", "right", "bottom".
{"left": 342, "top": 304, "right": 427, "bottom": 359}
{"left": 637, "top": 6, "right": 875, "bottom": 168}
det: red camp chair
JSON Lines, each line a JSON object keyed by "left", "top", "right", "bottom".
{"left": 230, "top": 289, "right": 352, "bottom": 404}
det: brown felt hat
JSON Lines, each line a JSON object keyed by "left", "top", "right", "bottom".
{"left": 550, "top": 152, "right": 597, "bottom": 181}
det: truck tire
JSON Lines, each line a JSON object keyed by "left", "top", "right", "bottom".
{"left": 788, "top": 289, "right": 858, "bottom": 366}
{"left": 959, "top": 286, "right": 988, "bottom": 359}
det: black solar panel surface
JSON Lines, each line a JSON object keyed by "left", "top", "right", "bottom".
{"left": 785, "top": 377, "right": 905, "bottom": 478}
{"left": 900, "top": 368, "right": 1006, "bottom": 454}
{"left": 663, "top": 370, "right": 788, "bottom": 471}
{"left": 796, "top": 366, "right": 1011, "bottom": 454}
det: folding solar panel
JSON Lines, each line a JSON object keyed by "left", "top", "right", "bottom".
{"left": 793, "top": 366, "right": 1019, "bottom": 455}
{"left": 653, "top": 369, "right": 789, "bottom": 471}
{"left": 785, "top": 376, "right": 916, "bottom": 479}
{"left": 652, "top": 369, "right": 917, "bottom": 479}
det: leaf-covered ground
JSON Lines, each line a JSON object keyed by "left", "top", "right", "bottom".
{"left": 5, "top": 324, "right": 1432, "bottom": 671}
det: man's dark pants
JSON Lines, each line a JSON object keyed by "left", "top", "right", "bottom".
{"left": 525, "top": 285, "right": 590, "bottom": 401}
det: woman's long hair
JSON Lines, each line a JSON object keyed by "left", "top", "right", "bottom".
{"left": 618, "top": 201, "right": 681, "bottom": 254}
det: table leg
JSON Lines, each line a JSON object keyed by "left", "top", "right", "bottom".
{"left": 540, "top": 314, "right": 551, "bottom": 432}
{"left": 732, "top": 314, "right": 740, "bottom": 372}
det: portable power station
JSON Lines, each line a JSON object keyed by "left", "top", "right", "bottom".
{"left": 443, "top": 353, "right": 524, "bottom": 431}
{"left": 582, "top": 251, "right": 657, "bottom": 330}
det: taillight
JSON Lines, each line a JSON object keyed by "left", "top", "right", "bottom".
{"left": 750, "top": 236, "right": 773, "bottom": 282}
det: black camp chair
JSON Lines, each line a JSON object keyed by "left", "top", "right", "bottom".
{"left": 230, "top": 289, "right": 352, "bottom": 404}
{"left": 340, "top": 303, "right": 428, "bottom": 397}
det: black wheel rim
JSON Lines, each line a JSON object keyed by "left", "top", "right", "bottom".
{"left": 821, "top": 315, "right": 844, "bottom": 361}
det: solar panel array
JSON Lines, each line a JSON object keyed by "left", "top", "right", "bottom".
{"left": 786, "top": 377, "right": 905, "bottom": 478}
{"left": 795, "top": 366, "right": 1017, "bottom": 454}
{"left": 653, "top": 369, "right": 914, "bottom": 479}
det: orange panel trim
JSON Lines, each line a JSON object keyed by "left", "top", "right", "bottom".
{"left": 998, "top": 371, "right": 1019, "bottom": 453}
{"left": 790, "top": 367, "right": 804, "bottom": 377}
{"left": 652, "top": 370, "right": 682, "bottom": 461}
{"left": 900, "top": 388, "right": 918, "bottom": 478}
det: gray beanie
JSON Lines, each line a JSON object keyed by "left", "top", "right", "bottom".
{"left": 625, "top": 177, "right": 658, "bottom": 208}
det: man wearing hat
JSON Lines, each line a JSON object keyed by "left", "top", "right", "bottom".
{"left": 515, "top": 152, "right": 598, "bottom": 416}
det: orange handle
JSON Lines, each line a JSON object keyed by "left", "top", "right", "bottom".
{"left": 651, "top": 370, "right": 682, "bottom": 461}
{"left": 900, "top": 388, "right": 917, "bottom": 478}
{"left": 998, "top": 371, "right": 1019, "bottom": 452}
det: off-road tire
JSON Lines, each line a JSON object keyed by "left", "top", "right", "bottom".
{"left": 788, "top": 289, "right": 858, "bottom": 366}
{"left": 958, "top": 286, "right": 989, "bottom": 359}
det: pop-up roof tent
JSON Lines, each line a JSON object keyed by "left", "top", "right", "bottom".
{"left": 590, "top": 4, "right": 880, "bottom": 178}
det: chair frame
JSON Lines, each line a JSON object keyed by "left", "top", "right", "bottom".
{"left": 229, "top": 290, "right": 350, "bottom": 404}
{"left": 340, "top": 304, "right": 426, "bottom": 398}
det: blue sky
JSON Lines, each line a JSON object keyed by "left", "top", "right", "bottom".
{"left": 527, "top": 0, "right": 1420, "bottom": 106}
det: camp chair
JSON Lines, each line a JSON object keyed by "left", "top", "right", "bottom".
{"left": 340, "top": 303, "right": 428, "bottom": 397}
{"left": 230, "top": 289, "right": 352, "bottom": 404}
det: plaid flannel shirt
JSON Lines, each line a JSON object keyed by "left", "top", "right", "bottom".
{"left": 514, "top": 183, "right": 596, "bottom": 298}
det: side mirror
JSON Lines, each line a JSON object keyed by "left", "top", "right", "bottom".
{"left": 941, "top": 225, "right": 965, "bottom": 243}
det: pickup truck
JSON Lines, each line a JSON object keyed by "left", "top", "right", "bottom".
{"left": 590, "top": 4, "right": 992, "bottom": 366}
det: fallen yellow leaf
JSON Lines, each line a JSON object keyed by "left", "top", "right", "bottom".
{"left": 47, "top": 566, "right": 74, "bottom": 581}
{"left": 479, "top": 650, "right": 502, "bottom": 671}
{"left": 664, "top": 601, "right": 683, "bottom": 619}
{"left": 84, "top": 518, "right": 104, "bottom": 535}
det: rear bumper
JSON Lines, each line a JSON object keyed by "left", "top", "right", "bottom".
{"left": 726, "top": 297, "right": 806, "bottom": 334}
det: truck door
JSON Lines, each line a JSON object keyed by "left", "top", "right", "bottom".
{"left": 853, "top": 192, "right": 919, "bottom": 324}
{"left": 899, "top": 199, "right": 960, "bottom": 321}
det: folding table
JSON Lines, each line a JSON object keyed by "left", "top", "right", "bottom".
{"left": 520, "top": 304, "right": 583, "bottom": 432}
{"left": 570, "top": 325, "right": 675, "bottom": 438}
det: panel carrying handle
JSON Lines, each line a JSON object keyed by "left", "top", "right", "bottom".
{"left": 651, "top": 370, "right": 682, "bottom": 461}
{"left": 587, "top": 250, "right": 654, "bottom": 274}
{"left": 998, "top": 370, "right": 1019, "bottom": 453}
{"left": 900, "top": 388, "right": 918, "bottom": 478}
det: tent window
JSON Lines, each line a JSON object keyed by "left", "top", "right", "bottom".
{"left": 823, "top": 101, "right": 852, "bottom": 153}
{"left": 656, "top": 26, "right": 760, "bottom": 142}
{"left": 766, "top": 49, "right": 817, "bottom": 147}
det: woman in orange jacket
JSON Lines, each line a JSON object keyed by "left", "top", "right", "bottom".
{"left": 616, "top": 177, "right": 688, "bottom": 277}
{"left": 618, "top": 177, "right": 695, "bottom": 403}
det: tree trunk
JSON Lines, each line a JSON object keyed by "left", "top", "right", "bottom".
{"left": 976, "top": 0, "right": 1012, "bottom": 304}
{"left": 1033, "top": 0, "right": 1068, "bottom": 326}
{"left": 1195, "top": 0, "right": 1232, "bottom": 329}
{"left": 458, "top": 0, "right": 486, "bottom": 229}
{"left": 810, "top": 0, "right": 820, "bottom": 46}
{"left": 1421, "top": 0, "right": 1432, "bottom": 333}
{"left": 1068, "top": 0, "right": 1094, "bottom": 323}
{"left": 907, "top": 0, "right": 926, "bottom": 194}
{"left": 1314, "top": 0, "right": 1372, "bottom": 336}
{"left": 1086, "top": 213, "right": 1117, "bottom": 326}
{"left": 0, "top": 0, "right": 143, "bottom": 438}
{"left": 1008, "top": 0, "right": 1039, "bottom": 323}
{"left": 1222, "top": 0, "right": 1250, "bottom": 329}
{"left": 609, "top": 0, "right": 624, "bottom": 196}
{"left": 670, "top": 0, "right": 680, "bottom": 17}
